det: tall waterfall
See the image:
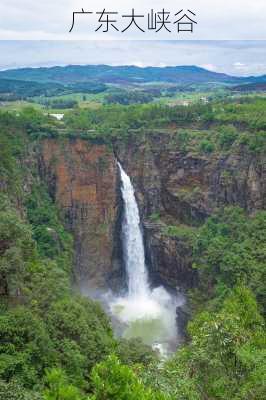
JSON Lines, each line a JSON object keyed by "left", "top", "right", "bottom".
{"left": 110, "top": 162, "right": 182, "bottom": 356}
{"left": 118, "top": 162, "right": 150, "bottom": 299}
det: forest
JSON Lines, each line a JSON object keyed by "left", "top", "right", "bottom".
{"left": 0, "top": 94, "right": 265, "bottom": 400}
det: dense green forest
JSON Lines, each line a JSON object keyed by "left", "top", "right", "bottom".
{"left": 0, "top": 96, "right": 265, "bottom": 399}
{"left": 0, "top": 79, "right": 107, "bottom": 101}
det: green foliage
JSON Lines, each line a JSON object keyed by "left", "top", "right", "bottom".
{"left": 0, "top": 254, "right": 116, "bottom": 390}
{"left": 46, "top": 297, "right": 115, "bottom": 386}
{"left": 217, "top": 125, "right": 238, "bottom": 150}
{"left": 0, "top": 78, "right": 107, "bottom": 102}
{"left": 63, "top": 102, "right": 213, "bottom": 142}
{"left": 0, "top": 307, "right": 54, "bottom": 387}
{"left": 0, "top": 79, "right": 66, "bottom": 100}
{"left": 0, "top": 112, "right": 117, "bottom": 393}
{"left": 238, "top": 130, "right": 266, "bottom": 152}
{"left": 162, "top": 224, "right": 197, "bottom": 244}
{"left": 176, "top": 129, "right": 191, "bottom": 151}
{"left": 43, "top": 369, "right": 84, "bottom": 400}
{"left": 89, "top": 355, "right": 171, "bottom": 400}
{"left": 116, "top": 338, "right": 158, "bottom": 367}
{"left": 193, "top": 207, "right": 266, "bottom": 310}
{"left": 160, "top": 207, "right": 266, "bottom": 400}
{"left": 104, "top": 89, "right": 154, "bottom": 105}
{"left": 147, "top": 286, "right": 265, "bottom": 400}
{"left": 18, "top": 107, "right": 59, "bottom": 139}
{"left": 141, "top": 348, "right": 201, "bottom": 400}
{"left": 44, "top": 99, "right": 78, "bottom": 109}
{"left": 68, "top": 82, "right": 107, "bottom": 94}
{"left": 214, "top": 97, "right": 266, "bottom": 131}
{"left": 0, "top": 113, "right": 25, "bottom": 197}
{"left": 148, "top": 212, "right": 161, "bottom": 222}
{"left": 199, "top": 138, "right": 215, "bottom": 153}
{"left": 0, "top": 199, "right": 37, "bottom": 296}
{"left": 23, "top": 259, "right": 71, "bottom": 312}
{"left": 0, "top": 380, "right": 41, "bottom": 400}
{"left": 186, "top": 286, "right": 266, "bottom": 400}
{"left": 145, "top": 207, "right": 266, "bottom": 400}
{"left": 25, "top": 184, "right": 73, "bottom": 267}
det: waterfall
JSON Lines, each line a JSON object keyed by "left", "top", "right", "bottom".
{"left": 118, "top": 162, "right": 150, "bottom": 299}
{"left": 109, "top": 161, "right": 182, "bottom": 356}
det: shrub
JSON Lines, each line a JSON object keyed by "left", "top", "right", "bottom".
{"left": 199, "top": 139, "right": 215, "bottom": 154}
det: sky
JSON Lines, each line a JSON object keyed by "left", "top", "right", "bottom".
{"left": 0, "top": 0, "right": 265, "bottom": 40}
{"left": 0, "top": 1, "right": 265, "bottom": 76}
{"left": 0, "top": 41, "right": 266, "bottom": 77}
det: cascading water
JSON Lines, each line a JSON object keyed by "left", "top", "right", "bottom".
{"left": 118, "top": 162, "right": 150, "bottom": 299}
{"left": 110, "top": 162, "right": 183, "bottom": 356}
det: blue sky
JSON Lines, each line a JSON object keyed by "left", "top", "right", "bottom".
{"left": 0, "top": 41, "right": 265, "bottom": 76}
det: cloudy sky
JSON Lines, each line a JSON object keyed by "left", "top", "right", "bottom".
{"left": 0, "top": 0, "right": 265, "bottom": 40}
{"left": 0, "top": 1, "right": 265, "bottom": 76}
{"left": 0, "top": 41, "right": 265, "bottom": 77}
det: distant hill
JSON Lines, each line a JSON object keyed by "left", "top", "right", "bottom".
{"left": 0, "top": 78, "right": 64, "bottom": 98}
{"left": 0, "top": 64, "right": 255, "bottom": 86}
{"left": 230, "top": 82, "right": 266, "bottom": 92}
{"left": 0, "top": 78, "right": 108, "bottom": 100}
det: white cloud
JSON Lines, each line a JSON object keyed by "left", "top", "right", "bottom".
{"left": 199, "top": 64, "right": 218, "bottom": 72}
{"left": 234, "top": 62, "right": 245, "bottom": 67}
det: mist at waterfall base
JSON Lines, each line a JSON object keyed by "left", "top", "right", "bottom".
{"left": 108, "top": 163, "right": 183, "bottom": 356}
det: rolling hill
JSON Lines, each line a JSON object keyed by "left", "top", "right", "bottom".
{"left": 0, "top": 64, "right": 258, "bottom": 85}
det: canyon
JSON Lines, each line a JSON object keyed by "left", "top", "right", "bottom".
{"left": 38, "top": 130, "right": 265, "bottom": 295}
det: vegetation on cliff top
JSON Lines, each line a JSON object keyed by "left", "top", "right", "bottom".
{"left": 2, "top": 95, "right": 265, "bottom": 155}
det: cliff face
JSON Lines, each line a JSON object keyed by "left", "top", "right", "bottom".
{"left": 38, "top": 133, "right": 265, "bottom": 293}
{"left": 39, "top": 139, "right": 122, "bottom": 291}
{"left": 114, "top": 131, "right": 265, "bottom": 289}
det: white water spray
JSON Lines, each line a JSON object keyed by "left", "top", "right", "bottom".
{"left": 118, "top": 162, "right": 150, "bottom": 299}
{"left": 111, "top": 162, "right": 182, "bottom": 356}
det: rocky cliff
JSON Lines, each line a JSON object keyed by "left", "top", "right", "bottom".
{"left": 38, "top": 131, "right": 265, "bottom": 293}
{"left": 114, "top": 130, "right": 265, "bottom": 289}
{"left": 39, "top": 139, "right": 123, "bottom": 292}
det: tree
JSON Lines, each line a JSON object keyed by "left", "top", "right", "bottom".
{"left": 89, "top": 355, "right": 171, "bottom": 400}
{"left": 217, "top": 125, "right": 238, "bottom": 150}
{"left": 46, "top": 297, "right": 115, "bottom": 386}
{"left": 145, "top": 286, "right": 265, "bottom": 400}
{"left": 0, "top": 380, "right": 41, "bottom": 400}
{"left": 0, "top": 202, "right": 36, "bottom": 296}
{"left": 116, "top": 338, "right": 157, "bottom": 366}
{"left": 0, "top": 307, "right": 54, "bottom": 387}
{"left": 193, "top": 207, "right": 266, "bottom": 310}
{"left": 43, "top": 369, "right": 83, "bottom": 400}
{"left": 186, "top": 286, "right": 265, "bottom": 399}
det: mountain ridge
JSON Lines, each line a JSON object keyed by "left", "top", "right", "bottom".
{"left": 1, "top": 64, "right": 265, "bottom": 85}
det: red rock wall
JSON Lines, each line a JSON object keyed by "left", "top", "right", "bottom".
{"left": 40, "top": 139, "right": 121, "bottom": 291}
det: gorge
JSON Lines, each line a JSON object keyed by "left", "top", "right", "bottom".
{"left": 38, "top": 128, "right": 265, "bottom": 349}
{"left": 40, "top": 129, "right": 264, "bottom": 293}
{"left": 0, "top": 97, "right": 265, "bottom": 398}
